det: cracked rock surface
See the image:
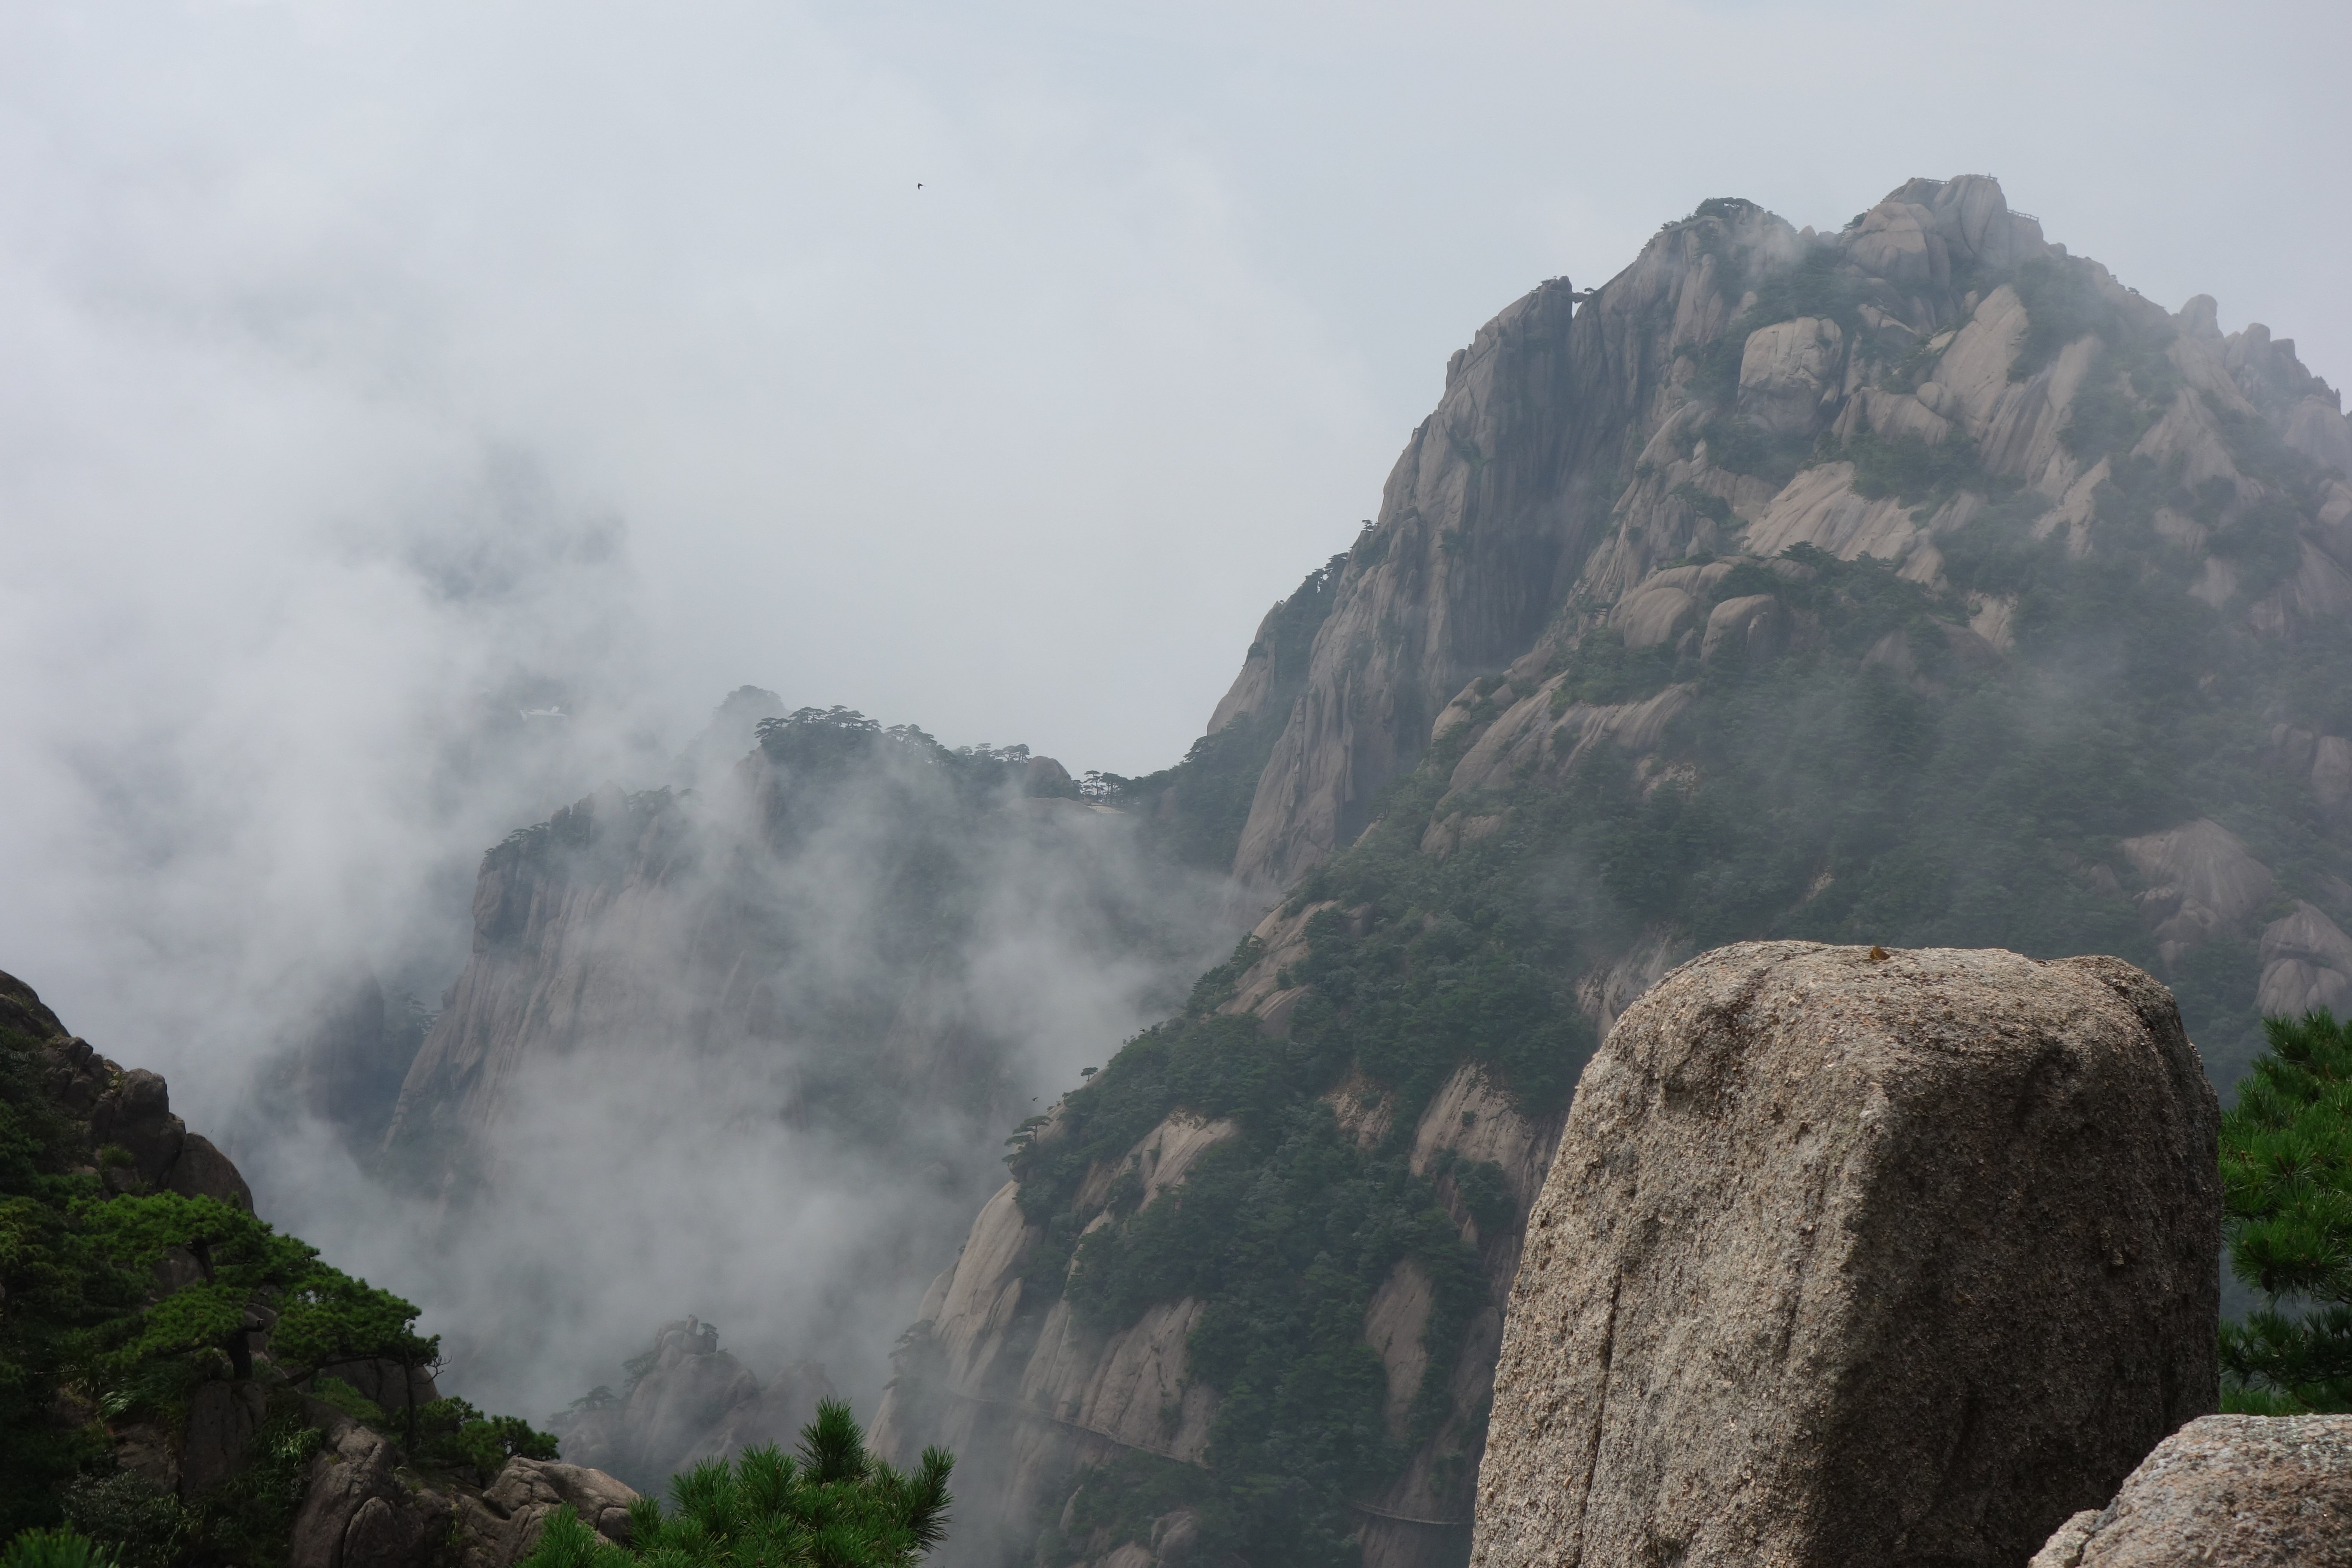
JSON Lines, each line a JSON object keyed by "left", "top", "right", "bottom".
{"left": 1470, "top": 942, "right": 2221, "bottom": 1568}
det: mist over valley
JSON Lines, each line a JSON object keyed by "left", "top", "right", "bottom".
{"left": 6, "top": 6, "right": 2352, "bottom": 1566}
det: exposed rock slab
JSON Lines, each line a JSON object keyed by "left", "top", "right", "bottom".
{"left": 2029, "top": 1415, "right": 2352, "bottom": 1567}
{"left": 2120, "top": 819, "right": 2276, "bottom": 965}
{"left": 288, "top": 1403, "right": 446, "bottom": 1568}
{"left": 1471, "top": 942, "right": 2220, "bottom": 1568}
{"left": 180, "top": 1381, "right": 268, "bottom": 1498}
{"left": 455, "top": 1458, "right": 642, "bottom": 1568}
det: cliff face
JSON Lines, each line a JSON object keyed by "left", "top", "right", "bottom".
{"left": 368, "top": 708, "right": 1241, "bottom": 1440}
{"left": 877, "top": 175, "right": 2352, "bottom": 1568}
{"left": 383, "top": 715, "right": 1225, "bottom": 1200}
{"left": 1222, "top": 176, "right": 2352, "bottom": 895}
{"left": 0, "top": 967, "right": 647, "bottom": 1568}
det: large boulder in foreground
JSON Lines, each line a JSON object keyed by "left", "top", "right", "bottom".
{"left": 291, "top": 1397, "right": 640, "bottom": 1568}
{"left": 1471, "top": 943, "right": 2220, "bottom": 1568}
{"left": 2031, "top": 1414, "right": 2352, "bottom": 1567}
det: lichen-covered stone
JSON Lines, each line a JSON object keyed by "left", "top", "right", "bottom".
{"left": 2028, "top": 1415, "right": 2352, "bottom": 1568}
{"left": 1470, "top": 942, "right": 2220, "bottom": 1568}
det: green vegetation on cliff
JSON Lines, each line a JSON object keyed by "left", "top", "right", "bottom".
{"left": 0, "top": 978, "right": 555, "bottom": 1561}
{"left": 1007, "top": 1002, "right": 1491, "bottom": 1567}
{"left": 523, "top": 1401, "right": 951, "bottom": 1568}
{"left": 997, "top": 730, "right": 1595, "bottom": 1563}
{"left": 1001, "top": 494, "right": 2352, "bottom": 1559}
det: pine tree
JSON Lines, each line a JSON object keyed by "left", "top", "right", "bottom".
{"left": 523, "top": 1400, "right": 952, "bottom": 1568}
{"left": 2219, "top": 1009, "right": 2352, "bottom": 1412}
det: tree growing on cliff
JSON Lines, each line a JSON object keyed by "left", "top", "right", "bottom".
{"left": 77, "top": 1193, "right": 440, "bottom": 1410}
{"left": 522, "top": 1400, "right": 952, "bottom": 1568}
{"left": 2219, "top": 1009, "right": 2352, "bottom": 1412}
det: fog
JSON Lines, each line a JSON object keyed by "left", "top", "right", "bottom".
{"left": 0, "top": 0, "right": 2346, "bottom": 1442}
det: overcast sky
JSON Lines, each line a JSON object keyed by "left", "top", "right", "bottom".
{"left": 6, "top": 0, "right": 2347, "bottom": 772}
{"left": 3, "top": 0, "right": 2349, "bottom": 1072}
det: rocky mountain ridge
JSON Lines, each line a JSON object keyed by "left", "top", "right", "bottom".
{"left": 1221, "top": 177, "right": 2352, "bottom": 897}
{"left": 337, "top": 703, "right": 1237, "bottom": 1413}
{"left": 870, "top": 174, "right": 2352, "bottom": 1568}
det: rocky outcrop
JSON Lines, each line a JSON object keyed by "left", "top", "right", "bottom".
{"left": 1471, "top": 943, "right": 2220, "bottom": 1568}
{"left": 1228, "top": 250, "right": 1691, "bottom": 889}
{"left": 854, "top": 173, "right": 2352, "bottom": 1568}
{"left": 2255, "top": 900, "right": 2352, "bottom": 1019}
{"left": 2, "top": 967, "right": 638, "bottom": 1567}
{"left": 453, "top": 1459, "right": 643, "bottom": 1568}
{"left": 181, "top": 1381, "right": 270, "bottom": 1497}
{"left": 10, "top": 973, "right": 255, "bottom": 1213}
{"left": 552, "top": 1318, "right": 836, "bottom": 1494}
{"left": 381, "top": 724, "right": 1228, "bottom": 1209}
{"left": 2120, "top": 820, "right": 2277, "bottom": 967}
{"left": 866, "top": 1178, "right": 1187, "bottom": 1562}
{"left": 2030, "top": 1415, "right": 2352, "bottom": 1567}
{"left": 873, "top": 1041, "right": 1570, "bottom": 1568}
{"left": 291, "top": 1400, "right": 639, "bottom": 1568}
{"left": 288, "top": 1404, "right": 451, "bottom": 1568}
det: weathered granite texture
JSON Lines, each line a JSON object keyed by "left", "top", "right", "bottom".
{"left": 453, "top": 1458, "right": 643, "bottom": 1568}
{"left": 2030, "top": 1415, "right": 2352, "bottom": 1568}
{"left": 1470, "top": 942, "right": 2221, "bottom": 1568}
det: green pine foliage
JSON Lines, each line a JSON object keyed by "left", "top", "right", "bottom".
{"left": 1, "top": 1530, "right": 116, "bottom": 1568}
{"left": 0, "top": 992, "right": 556, "bottom": 1556}
{"left": 521, "top": 1401, "right": 952, "bottom": 1568}
{"left": 0, "top": 1055, "right": 131, "bottom": 1535}
{"left": 53, "top": 1190, "right": 441, "bottom": 1439}
{"left": 2220, "top": 1010, "right": 2352, "bottom": 1412}
{"left": 52, "top": 1473, "right": 183, "bottom": 1568}
{"left": 409, "top": 1397, "right": 561, "bottom": 1484}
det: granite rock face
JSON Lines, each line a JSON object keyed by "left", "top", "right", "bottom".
{"left": 286, "top": 1403, "right": 444, "bottom": 1568}
{"left": 1219, "top": 175, "right": 2352, "bottom": 892}
{"left": 1470, "top": 942, "right": 2221, "bottom": 1568}
{"left": 291, "top": 1399, "right": 640, "bottom": 1568}
{"left": 2030, "top": 1415, "right": 2352, "bottom": 1568}
{"left": 870, "top": 943, "right": 1573, "bottom": 1568}
{"left": 453, "top": 1458, "right": 643, "bottom": 1568}
{"left": 4, "top": 968, "right": 255, "bottom": 1213}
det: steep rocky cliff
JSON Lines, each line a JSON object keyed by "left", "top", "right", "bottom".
{"left": 0, "top": 967, "right": 638, "bottom": 1568}
{"left": 876, "top": 175, "right": 2352, "bottom": 1568}
{"left": 1219, "top": 177, "right": 2352, "bottom": 903}
{"left": 366, "top": 704, "right": 1240, "bottom": 1427}
{"left": 384, "top": 709, "right": 1229, "bottom": 1199}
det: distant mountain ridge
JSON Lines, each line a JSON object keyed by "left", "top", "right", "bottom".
{"left": 341, "top": 174, "right": 2352, "bottom": 1568}
{"left": 1217, "top": 177, "right": 2352, "bottom": 896}
{"left": 873, "top": 174, "right": 2352, "bottom": 1568}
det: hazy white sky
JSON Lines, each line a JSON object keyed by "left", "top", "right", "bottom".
{"left": 2, "top": 0, "right": 2349, "bottom": 1066}
{"left": 4, "top": 0, "right": 2346, "bottom": 774}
